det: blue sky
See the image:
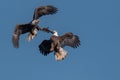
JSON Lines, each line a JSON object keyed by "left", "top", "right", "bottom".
{"left": 0, "top": 0, "right": 120, "bottom": 80}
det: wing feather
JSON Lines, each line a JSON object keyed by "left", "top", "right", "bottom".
{"left": 12, "top": 25, "right": 22, "bottom": 48}
{"left": 59, "top": 33, "right": 80, "bottom": 48}
{"left": 33, "top": 5, "right": 58, "bottom": 20}
{"left": 39, "top": 40, "right": 52, "bottom": 56}
{"left": 12, "top": 24, "right": 31, "bottom": 48}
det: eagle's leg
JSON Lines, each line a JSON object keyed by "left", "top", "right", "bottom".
{"left": 27, "top": 28, "right": 38, "bottom": 42}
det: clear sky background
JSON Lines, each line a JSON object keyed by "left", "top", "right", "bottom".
{"left": 0, "top": 0, "right": 120, "bottom": 80}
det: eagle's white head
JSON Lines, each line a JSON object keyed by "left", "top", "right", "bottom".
{"left": 52, "top": 30, "right": 58, "bottom": 36}
{"left": 32, "top": 19, "right": 40, "bottom": 25}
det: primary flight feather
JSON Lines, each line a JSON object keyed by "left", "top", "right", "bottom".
{"left": 33, "top": 5, "right": 58, "bottom": 20}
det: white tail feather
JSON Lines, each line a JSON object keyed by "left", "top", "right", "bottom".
{"left": 55, "top": 47, "right": 67, "bottom": 61}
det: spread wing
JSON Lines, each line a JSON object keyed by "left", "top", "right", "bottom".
{"left": 59, "top": 32, "right": 80, "bottom": 48}
{"left": 33, "top": 5, "right": 58, "bottom": 20}
{"left": 39, "top": 40, "right": 52, "bottom": 56}
{"left": 12, "top": 25, "right": 22, "bottom": 48}
{"left": 12, "top": 24, "right": 31, "bottom": 48}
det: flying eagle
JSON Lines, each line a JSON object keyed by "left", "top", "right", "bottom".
{"left": 39, "top": 30, "right": 80, "bottom": 61}
{"left": 12, "top": 20, "right": 51, "bottom": 48}
{"left": 12, "top": 5, "right": 58, "bottom": 48}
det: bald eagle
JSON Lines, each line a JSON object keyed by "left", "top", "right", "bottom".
{"left": 12, "top": 5, "right": 58, "bottom": 48}
{"left": 27, "top": 5, "right": 58, "bottom": 41}
{"left": 12, "top": 20, "right": 51, "bottom": 48}
{"left": 39, "top": 30, "right": 80, "bottom": 61}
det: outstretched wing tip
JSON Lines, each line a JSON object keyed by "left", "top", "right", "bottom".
{"left": 60, "top": 33, "right": 81, "bottom": 48}
{"left": 12, "top": 34, "right": 19, "bottom": 48}
{"left": 33, "top": 5, "right": 58, "bottom": 20}
{"left": 38, "top": 40, "right": 52, "bottom": 56}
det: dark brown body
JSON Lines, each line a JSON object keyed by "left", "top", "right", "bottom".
{"left": 14, "top": 23, "right": 39, "bottom": 35}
